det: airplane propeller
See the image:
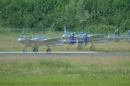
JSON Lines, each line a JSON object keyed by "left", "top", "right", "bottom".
{"left": 76, "top": 39, "right": 78, "bottom": 48}
{"left": 20, "top": 30, "right": 24, "bottom": 37}
{"left": 76, "top": 39, "right": 82, "bottom": 50}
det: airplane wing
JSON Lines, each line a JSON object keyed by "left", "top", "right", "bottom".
{"left": 31, "top": 37, "right": 64, "bottom": 46}
{"left": 44, "top": 38, "right": 64, "bottom": 46}
{"left": 107, "top": 30, "right": 130, "bottom": 42}
{"left": 88, "top": 34, "right": 108, "bottom": 43}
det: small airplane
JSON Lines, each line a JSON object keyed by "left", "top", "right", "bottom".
{"left": 17, "top": 30, "right": 64, "bottom": 53}
{"left": 107, "top": 29, "right": 130, "bottom": 42}
{"left": 62, "top": 26, "right": 130, "bottom": 51}
{"left": 62, "top": 26, "right": 108, "bottom": 50}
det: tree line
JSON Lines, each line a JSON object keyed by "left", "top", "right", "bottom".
{"left": 0, "top": 0, "right": 130, "bottom": 33}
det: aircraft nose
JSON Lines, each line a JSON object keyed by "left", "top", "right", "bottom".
{"left": 17, "top": 38, "right": 24, "bottom": 42}
{"left": 62, "top": 35, "right": 65, "bottom": 39}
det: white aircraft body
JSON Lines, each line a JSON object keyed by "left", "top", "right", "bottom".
{"left": 17, "top": 31, "right": 64, "bottom": 53}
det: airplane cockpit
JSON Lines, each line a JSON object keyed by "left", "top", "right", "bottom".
{"left": 31, "top": 35, "right": 45, "bottom": 41}
{"left": 82, "top": 33, "right": 88, "bottom": 42}
{"left": 68, "top": 33, "right": 76, "bottom": 40}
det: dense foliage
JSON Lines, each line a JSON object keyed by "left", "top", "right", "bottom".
{"left": 0, "top": 0, "right": 130, "bottom": 32}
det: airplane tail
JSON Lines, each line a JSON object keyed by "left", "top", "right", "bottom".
{"left": 61, "top": 25, "right": 67, "bottom": 39}
{"left": 20, "top": 30, "right": 24, "bottom": 37}
{"left": 64, "top": 25, "right": 66, "bottom": 34}
{"left": 126, "top": 30, "right": 130, "bottom": 37}
{"left": 126, "top": 30, "right": 130, "bottom": 43}
{"left": 113, "top": 29, "right": 120, "bottom": 42}
{"left": 114, "top": 29, "right": 120, "bottom": 36}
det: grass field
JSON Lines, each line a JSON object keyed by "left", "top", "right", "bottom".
{"left": 0, "top": 53, "right": 130, "bottom": 86}
{"left": 0, "top": 32, "right": 130, "bottom": 86}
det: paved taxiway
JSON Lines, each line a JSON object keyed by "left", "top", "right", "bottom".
{"left": 0, "top": 51, "right": 130, "bottom": 59}
{"left": 0, "top": 51, "right": 97, "bottom": 54}
{"left": 0, "top": 51, "right": 130, "bottom": 58}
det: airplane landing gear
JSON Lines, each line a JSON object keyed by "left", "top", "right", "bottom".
{"left": 90, "top": 44, "right": 95, "bottom": 51}
{"left": 46, "top": 47, "right": 51, "bottom": 53}
{"left": 23, "top": 49, "right": 27, "bottom": 53}
{"left": 77, "top": 43, "right": 82, "bottom": 50}
{"left": 33, "top": 47, "right": 38, "bottom": 53}
{"left": 23, "top": 46, "right": 27, "bottom": 53}
{"left": 67, "top": 45, "right": 71, "bottom": 50}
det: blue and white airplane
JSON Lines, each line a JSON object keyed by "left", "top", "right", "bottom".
{"left": 62, "top": 26, "right": 108, "bottom": 50}
{"left": 62, "top": 26, "right": 130, "bottom": 50}
{"left": 108, "top": 29, "right": 130, "bottom": 42}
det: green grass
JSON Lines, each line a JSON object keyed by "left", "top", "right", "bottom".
{"left": 1, "top": 74, "right": 129, "bottom": 86}
{"left": 0, "top": 31, "right": 130, "bottom": 85}
{"left": 0, "top": 54, "right": 130, "bottom": 86}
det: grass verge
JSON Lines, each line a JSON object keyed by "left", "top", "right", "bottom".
{"left": 0, "top": 54, "right": 130, "bottom": 86}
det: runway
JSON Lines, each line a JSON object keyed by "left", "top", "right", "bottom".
{"left": 0, "top": 50, "right": 130, "bottom": 59}
{"left": 0, "top": 51, "right": 97, "bottom": 54}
